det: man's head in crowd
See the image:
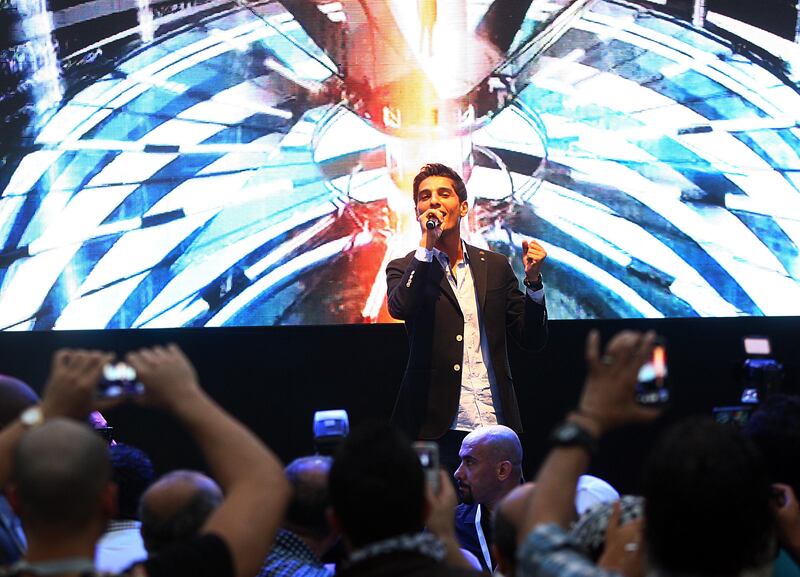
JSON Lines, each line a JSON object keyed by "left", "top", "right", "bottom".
{"left": 10, "top": 419, "right": 115, "bottom": 542}
{"left": 454, "top": 425, "right": 522, "bottom": 510}
{"left": 492, "top": 482, "right": 534, "bottom": 577}
{"left": 329, "top": 422, "right": 426, "bottom": 549}
{"left": 644, "top": 417, "right": 775, "bottom": 577}
{"left": 284, "top": 456, "right": 333, "bottom": 543}
{"left": 0, "top": 375, "right": 38, "bottom": 428}
{"left": 110, "top": 444, "right": 155, "bottom": 521}
{"left": 139, "top": 470, "right": 223, "bottom": 553}
{"left": 743, "top": 393, "right": 800, "bottom": 498}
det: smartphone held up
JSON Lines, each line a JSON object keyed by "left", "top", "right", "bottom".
{"left": 636, "top": 338, "right": 669, "bottom": 406}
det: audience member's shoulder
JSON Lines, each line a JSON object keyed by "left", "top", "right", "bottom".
{"left": 454, "top": 502, "right": 476, "bottom": 524}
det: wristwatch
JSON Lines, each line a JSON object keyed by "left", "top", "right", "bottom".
{"left": 523, "top": 274, "right": 543, "bottom": 291}
{"left": 548, "top": 420, "right": 598, "bottom": 457}
{"left": 20, "top": 406, "right": 44, "bottom": 429}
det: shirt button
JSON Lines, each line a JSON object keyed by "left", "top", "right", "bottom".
{"left": 454, "top": 364, "right": 461, "bottom": 372}
{"left": 456, "top": 335, "right": 463, "bottom": 342}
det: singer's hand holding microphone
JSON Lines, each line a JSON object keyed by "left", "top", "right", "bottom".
{"left": 418, "top": 209, "right": 444, "bottom": 250}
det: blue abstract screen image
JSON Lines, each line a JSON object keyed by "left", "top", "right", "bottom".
{"left": 1, "top": 0, "right": 800, "bottom": 329}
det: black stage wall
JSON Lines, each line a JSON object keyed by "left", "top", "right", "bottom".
{"left": 0, "top": 316, "right": 798, "bottom": 494}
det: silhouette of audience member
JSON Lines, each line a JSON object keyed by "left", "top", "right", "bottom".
{"left": 0, "top": 374, "right": 38, "bottom": 565}
{"left": 96, "top": 444, "right": 155, "bottom": 572}
{"left": 491, "top": 482, "right": 534, "bottom": 577}
{"left": 258, "top": 456, "right": 336, "bottom": 577}
{"left": 492, "top": 484, "right": 631, "bottom": 577}
{"left": 744, "top": 393, "right": 800, "bottom": 577}
{"left": 508, "top": 331, "right": 776, "bottom": 577}
{"left": 328, "top": 422, "right": 483, "bottom": 577}
{"left": 0, "top": 346, "right": 290, "bottom": 577}
{"left": 139, "top": 470, "right": 223, "bottom": 554}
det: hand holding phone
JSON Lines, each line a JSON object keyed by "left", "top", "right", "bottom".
{"left": 413, "top": 441, "right": 440, "bottom": 494}
{"left": 97, "top": 362, "right": 144, "bottom": 399}
{"left": 636, "top": 338, "right": 669, "bottom": 406}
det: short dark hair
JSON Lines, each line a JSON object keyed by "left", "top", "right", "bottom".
{"left": 329, "top": 422, "right": 425, "bottom": 548}
{"left": 644, "top": 417, "right": 775, "bottom": 577}
{"left": 492, "top": 506, "right": 516, "bottom": 568}
{"left": 14, "top": 419, "right": 111, "bottom": 532}
{"left": 0, "top": 375, "right": 38, "bottom": 429}
{"left": 284, "top": 456, "right": 332, "bottom": 540}
{"left": 743, "top": 393, "right": 800, "bottom": 498}
{"left": 412, "top": 163, "right": 468, "bottom": 204}
{"left": 110, "top": 444, "right": 155, "bottom": 521}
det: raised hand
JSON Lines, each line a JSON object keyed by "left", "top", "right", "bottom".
{"left": 418, "top": 208, "right": 445, "bottom": 250}
{"left": 40, "top": 349, "right": 115, "bottom": 420}
{"left": 521, "top": 239, "right": 547, "bottom": 280}
{"left": 125, "top": 344, "right": 203, "bottom": 412}
{"left": 598, "top": 501, "right": 646, "bottom": 577}
{"left": 578, "top": 330, "right": 662, "bottom": 435}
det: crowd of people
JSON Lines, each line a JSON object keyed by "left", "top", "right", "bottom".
{"left": 0, "top": 331, "right": 798, "bottom": 577}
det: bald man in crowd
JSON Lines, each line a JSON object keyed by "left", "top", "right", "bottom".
{"left": 0, "top": 375, "right": 39, "bottom": 565}
{"left": 139, "top": 470, "right": 223, "bottom": 553}
{"left": 453, "top": 425, "right": 523, "bottom": 572}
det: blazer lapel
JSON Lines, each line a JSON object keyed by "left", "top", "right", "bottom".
{"left": 430, "top": 259, "right": 462, "bottom": 315}
{"left": 466, "top": 244, "right": 488, "bottom": 312}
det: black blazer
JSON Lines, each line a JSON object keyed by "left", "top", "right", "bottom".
{"left": 385, "top": 244, "right": 547, "bottom": 439}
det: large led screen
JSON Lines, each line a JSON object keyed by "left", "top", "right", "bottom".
{"left": 1, "top": 0, "right": 800, "bottom": 329}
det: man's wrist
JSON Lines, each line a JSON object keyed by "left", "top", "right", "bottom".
{"left": 568, "top": 410, "right": 605, "bottom": 438}
{"left": 548, "top": 416, "right": 600, "bottom": 457}
{"left": 523, "top": 273, "right": 543, "bottom": 291}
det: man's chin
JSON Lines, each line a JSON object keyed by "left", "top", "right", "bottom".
{"left": 458, "top": 491, "right": 474, "bottom": 505}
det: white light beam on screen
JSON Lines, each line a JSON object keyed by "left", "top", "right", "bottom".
{"left": 562, "top": 157, "right": 800, "bottom": 315}
{"left": 137, "top": 0, "right": 154, "bottom": 42}
{"left": 529, "top": 183, "right": 739, "bottom": 316}
{"left": 361, "top": 234, "right": 408, "bottom": 322}
{"left": 263, "top": 58, "right": 324, "bottom": 92}
{"left": 207, "top": 230, "right": 373, "bottom": 327}
{"left": 15, "top": 0, "right": 64, "bottom": 114}
{"left": 37, "top": 19, "right": 276, "bottom": 146}
{"left": 507, "top": 234, "right": 664, "bottom": 318}
{"left": 0, "top": 174, "right": 300, "bottom": 329}
{"left": 56, "top": 174, "right": 299, "bottom": 329}
{"left": 576, "top": 13, "right": 789, "bottom": 119}
{"left": 133, "top": 204, "right": 336, "bottom": 328}
{"left": 703, "top": 11, "right": 800, "bottom": 83}
{"left": 531, "top": 59, "right": 800, "bottom": 248}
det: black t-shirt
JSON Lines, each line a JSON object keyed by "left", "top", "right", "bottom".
{"left": 142, "top": 533, "right": 233, "bottom": 577}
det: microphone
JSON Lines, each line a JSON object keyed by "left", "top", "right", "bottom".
{"left": 425, "top": 215, "right": 440, "bottom": 230}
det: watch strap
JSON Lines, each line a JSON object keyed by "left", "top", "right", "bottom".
{"left": 524, "top": 274, "right": 543, "bottom": 291}
{"left": 548, "top": 420, "right": 598, "bottom": 457}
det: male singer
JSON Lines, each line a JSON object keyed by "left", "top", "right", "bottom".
{"left": 386, "top": 163, "right": 548, "bottom": 461}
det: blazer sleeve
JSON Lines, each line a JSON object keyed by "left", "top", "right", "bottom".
{"left": 503, "top": 260, "right": 548, "bottom": 352}
{"left": 386, "top": 255, "right": 433, "bottom": 320}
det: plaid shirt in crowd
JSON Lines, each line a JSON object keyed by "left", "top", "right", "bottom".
{"left": 518, "top": 523, "right": 622, "bottom": 577}
{"left": 257, "top": 529, "right": 332, "bottom": 577}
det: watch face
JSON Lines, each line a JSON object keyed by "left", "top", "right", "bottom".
{"left": 555, "top": 422, "right": 579, "bottom": 442}
{"left": 21, "top": 406, "right": 43, "bottom": 427}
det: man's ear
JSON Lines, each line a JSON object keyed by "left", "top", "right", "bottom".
{"left": 460, "top": 200, "right": 469, "bottom": 217}
{"left": 497, "top": 461, "right": 513, "bottom": 481}
{"left": 492, "top": 543, "right": 511, "bottom": 577}
{"left": 327, "top": 507, "right": 353, "bottom": 552}
{"left": 5, "top": 484, "right": 20, "bottom": 515}
{"left": 101, "top": 482, "right": 118, "bottom": 520}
